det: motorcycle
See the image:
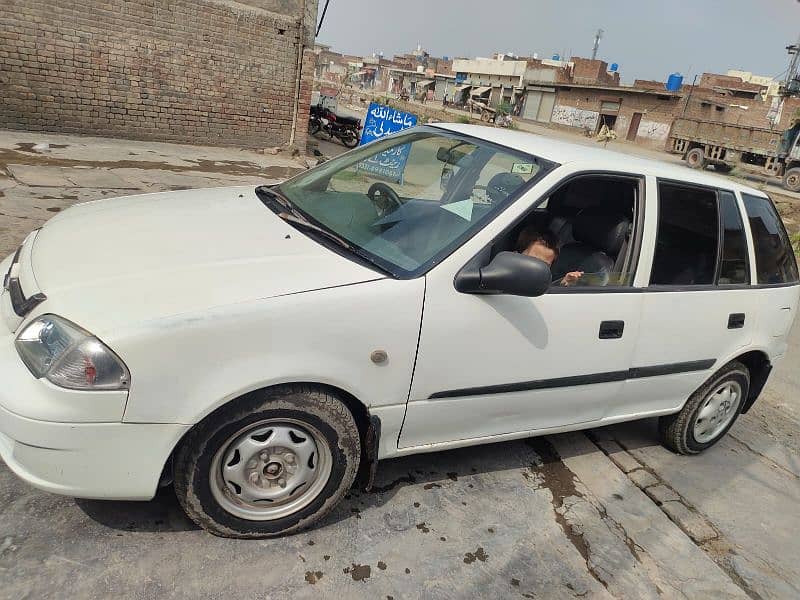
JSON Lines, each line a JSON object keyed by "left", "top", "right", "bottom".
{"left": 308, "top": 104, "right": 361, "bottom": 148}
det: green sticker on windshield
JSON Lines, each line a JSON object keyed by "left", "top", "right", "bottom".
{"left": 511, "top": 163, "right": 534, "bottom": 174}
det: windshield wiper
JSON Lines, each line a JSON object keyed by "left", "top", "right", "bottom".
{"left": 255, "top": 185, "right": 394, "bottom": 277}
{"left": 276, "top": 212, "right": 354, "bottom": 250}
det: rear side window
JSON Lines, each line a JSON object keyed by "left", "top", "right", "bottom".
{"left": 742, "top": 194, "right": 799, "bottom": 284}
{"left": 651, "top": 183, "right": 718, "bottom": 285}
{"left": 718, "top": 191, "right": 749, "bottom": 285}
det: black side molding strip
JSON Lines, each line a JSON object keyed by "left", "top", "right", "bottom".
{"left": 428, "top": 359, "right": 716, "bottom": 400}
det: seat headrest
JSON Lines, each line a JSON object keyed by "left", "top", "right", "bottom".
{"left": 571, "top": 210, "right": 630, "bottom": 256}
{"left": 486, "top": 172, "right": 525, "bottom": 203}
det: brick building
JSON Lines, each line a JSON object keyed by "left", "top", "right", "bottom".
{"left": 0, "top": 0, "right": 319, "bottom": 148}
{"left": 524, "top": 67, "right": 800, "bottom": 146}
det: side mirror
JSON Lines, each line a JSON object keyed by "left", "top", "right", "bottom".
{"left": 455, "top": 251, "right": 552, "bottom": 297}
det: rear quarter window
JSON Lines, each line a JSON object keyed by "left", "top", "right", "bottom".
{"left": 741, "top": 193, "right": 799, "bottom": 284}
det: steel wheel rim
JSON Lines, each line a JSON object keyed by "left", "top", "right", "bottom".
{"left": 693, "top": 381, "right": 742, "bottom": 443}
{"left": 787, "top": 172, "right": 800, "bottom": 189}
{"left": 210, "top": 418, "right": 333, "bottom": 521}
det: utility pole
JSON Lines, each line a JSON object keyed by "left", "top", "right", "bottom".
{"left": 784, "top": 34, "right": 800, "bottom": 96}
{"left": 591, "top": 29, "right": 604, "bottom": 61}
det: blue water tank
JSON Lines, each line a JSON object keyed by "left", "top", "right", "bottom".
{"left": 609, "top": 63, "right": 619, "bottom": 72}
{"left": 552, "top": 54, "right": 560, "bottom": 61}
{"left": 666, "top": 73, "right": 684, "bottom": 92}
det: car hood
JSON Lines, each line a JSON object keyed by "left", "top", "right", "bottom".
{"left": 28, "top": 186, "right": 384, "bottom": 332}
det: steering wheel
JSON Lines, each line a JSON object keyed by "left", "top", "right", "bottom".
{"left": 367, "top": 182, "right": 402, "bottom": 217}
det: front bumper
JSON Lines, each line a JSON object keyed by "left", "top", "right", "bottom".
{"left": 0, "top": 403, "right": 189, "bottom": 500}
{"left": 0, "top": 307, "right": 190, "bottom": 500}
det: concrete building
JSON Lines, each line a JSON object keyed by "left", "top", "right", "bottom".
{"left": 452, "top": 57, "right": 529, "bottom": 107}
{"left": 0, "top": 0, "right": 319, "bottom": 148}
{"left": 727, "top": 70, "right": 781, "bottom": 98}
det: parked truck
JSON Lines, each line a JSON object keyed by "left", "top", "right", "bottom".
{"left": 666, "top": 117, "right": 800, "bottom": 192}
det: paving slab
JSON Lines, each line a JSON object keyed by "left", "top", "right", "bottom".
{"left": 6, "top": 164, "right": 75, "bottom": 187}
{"left": 62, "top": 167, "right": 141, "bottom": 189}
{"left": 553, "top": 432, "right": 749, "bottom": 599}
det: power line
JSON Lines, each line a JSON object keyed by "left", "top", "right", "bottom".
{"left": 316, "top": 0, "right": 331, "bottom": 37}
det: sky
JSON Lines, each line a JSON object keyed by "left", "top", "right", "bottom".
{"left": 315, "top": 0, "right": 800, "bottom": 83}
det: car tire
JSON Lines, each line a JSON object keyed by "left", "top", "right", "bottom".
{"left": 174, "top": 385, "right": 360, "bottom": 538}
{"left": 784, "top": 167, "right": 800, "bottom": 193}
{"left": 658, "top": 361, "right": 749, "bottom": 455}
{"left": 685, "top": 148, "right": 707, "bottom": 170}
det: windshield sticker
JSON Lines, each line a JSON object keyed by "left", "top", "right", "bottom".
{"left": 440, "top": 198, "right": 474, "bottom": 221}
{"left": 511, "top": 163, "right": 534, "bottom": 174}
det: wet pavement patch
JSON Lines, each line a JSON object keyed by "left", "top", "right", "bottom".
{"left": 343, "top": 563, "right": 371, "bottom": 582}
{"left": 369, "top": 473, "right": 416, "bottom": 494}
{"left": 304, "top": 571, "right": 323, "bottom": 584}
{"left": 463, "top": 547, "right": 488, "bottom": 564}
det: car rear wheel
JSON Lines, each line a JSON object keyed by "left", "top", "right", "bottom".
{"left": 174, "top": 385, "right": 360, "bottom": 538}
{"left": 685, "top": 148, "right": 707, "bottom": 170}
{"left": 659, "top": 361, "right": 749, "bottom": 455}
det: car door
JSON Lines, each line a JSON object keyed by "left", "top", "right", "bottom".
{"left": 398, "top": 170, "right": 646, "bottom": 450}
{"left": 610, "top": 179, "right": 764, "bottom": 419}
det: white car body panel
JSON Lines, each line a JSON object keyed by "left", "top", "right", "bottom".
{"left": 0, "top": 124, "right": 797, "bottom": 501}
{"left": 27, "top": 186, "right": 383, "bottom": 334}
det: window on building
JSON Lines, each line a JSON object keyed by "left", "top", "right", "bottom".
{"left": 717, "top": 191, "right": 749, "bottom": 284}
{"left": 650, "top": 182, "right": 719, "bottom": 285}
{"left": 742, "top": 194, "right": 799, "bottom": 284}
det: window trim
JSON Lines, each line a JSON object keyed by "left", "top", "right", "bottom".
{"left": 741, "top": 192, "right": 800, "bottom": 287}
{"left": 649, "top": 178, "right": 750, "bottom": 290}
{"left": 715, "top": 189, "right": 751, "bottom": 286}
{"left": 453, "top": 170, "right": 647, "bottom": 296}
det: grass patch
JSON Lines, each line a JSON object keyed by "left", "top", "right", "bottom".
{"left": 457, "top": 115, "right": 471, "bottom": 124}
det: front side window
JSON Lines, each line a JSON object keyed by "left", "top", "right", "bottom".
{"left": 742, "top": 193, "right": 799, "bottom": 284}
{"left": 718, "top": 191, "right": 749, "bottom": 285}
{"left": 651, "top": 182, "right": 718, "bottom": 285}
{"left": 275, "top": 127, "right": 551, "bottom": 277}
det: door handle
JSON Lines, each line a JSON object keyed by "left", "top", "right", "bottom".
{"left": 728, "top": 313, "right": 745, "bottom": 329}
{"left": 599, "top": 320, "right": 625, "bottom": 339}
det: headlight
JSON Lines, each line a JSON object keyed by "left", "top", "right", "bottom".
{"left": 15, "top": 314, "right": 130, "bottom": 390}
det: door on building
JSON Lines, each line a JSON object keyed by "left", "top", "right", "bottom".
{"left": 522, "top": 88, "right": 556, "bottom": 122}
{"left": 597, "top": 113, "right": 617, "bottom": 133}
{"left": 627, "top": 112, "right": 643, "bottom": 141}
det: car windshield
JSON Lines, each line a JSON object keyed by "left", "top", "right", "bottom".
{"left": 274, "top": 126, "right": 552, "bottom": 277}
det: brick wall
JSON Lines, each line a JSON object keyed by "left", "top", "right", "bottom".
{"left": 550, "top": 87, "right": 681, "bottom": 145}
{"left": 0, "top": 0, "right": 318, "bottom": 148}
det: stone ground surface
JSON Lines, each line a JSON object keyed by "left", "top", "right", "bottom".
{"left": 1, "top": 125, "right": 799, "bottom": 600}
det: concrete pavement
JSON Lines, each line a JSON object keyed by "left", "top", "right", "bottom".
{"left": 1, "top": 127, "right": 799, "bottom": 599}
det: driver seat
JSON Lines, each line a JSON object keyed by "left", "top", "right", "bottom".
{"left": 551, "top": 209, "right": 631, "bottom": 285}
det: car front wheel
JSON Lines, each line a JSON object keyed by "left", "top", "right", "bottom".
{"left": 174, "top": 385, "right": 360, "bottom": 538}
{"left": 659, "top": 361, "right": 749, "bottom": 455}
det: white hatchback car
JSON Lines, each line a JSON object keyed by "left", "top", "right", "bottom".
{"left": 1, "top": 124, "right": 798, "bottom": 537}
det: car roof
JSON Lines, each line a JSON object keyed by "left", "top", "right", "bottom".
{"left": 430, "top": 123, "right": 768, "bottom": 198}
